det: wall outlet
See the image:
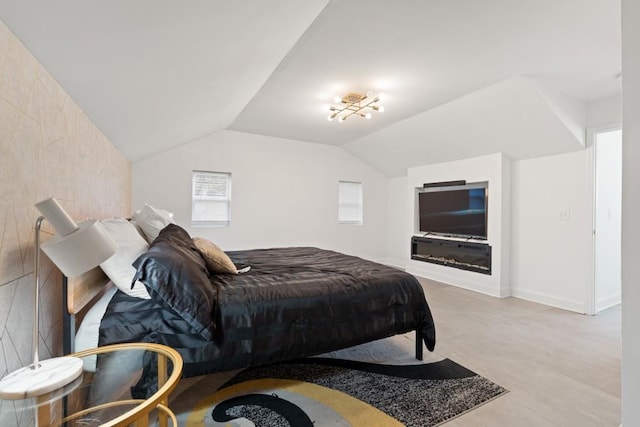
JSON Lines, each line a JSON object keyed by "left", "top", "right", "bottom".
{"left": 558, "top": 209, "right": 571, "bottom": 221}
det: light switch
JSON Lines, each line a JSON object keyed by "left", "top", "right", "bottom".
{"left": 558, "top": 209, "right": 571, "bottom": 221}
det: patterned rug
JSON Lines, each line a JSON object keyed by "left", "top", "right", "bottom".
{"left": 179, "top": 357, "right": 507, "bottom": 426}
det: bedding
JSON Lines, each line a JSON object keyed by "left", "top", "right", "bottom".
{"left": 75, "top": 286, "right": 118, "bottom": 371}
{"left": 131, "top": 204, "right": 176, "bottom": 243}
{"left": 132, "top": 224, "right": 217, "bottom": 340}
{"left": 99, "top": 218, "right": 150, "bottom": 299}
{"left": 193, "top": 236, "right": 238, "bottom": 274}
{"left": 99, "top": 242, "right": 436, "bottom": 381}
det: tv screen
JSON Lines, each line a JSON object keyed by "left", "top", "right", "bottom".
{"left": 418, "top": 188, "right": 487, "bottom": 238}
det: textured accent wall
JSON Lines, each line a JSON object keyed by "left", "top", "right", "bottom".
{"left": 0, "top": 19, "right": 130, "bottom": 424}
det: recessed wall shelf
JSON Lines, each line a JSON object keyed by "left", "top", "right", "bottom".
{"left": 411, "top": 236, "right": 491, "bottom": 275}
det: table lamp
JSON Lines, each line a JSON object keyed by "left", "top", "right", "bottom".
{"left": 0, "top": 197, "right": 117, "bottom": 399}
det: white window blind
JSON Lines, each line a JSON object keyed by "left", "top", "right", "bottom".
{"left": 192, "top": 171, "right": 231, "bottom": 226}
{"left": 338, "top": 181, "right": 363, "bottom": 224}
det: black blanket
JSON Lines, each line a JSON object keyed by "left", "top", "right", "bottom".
{"left": 99, "top": 247, "right": 436, "bottom": 378}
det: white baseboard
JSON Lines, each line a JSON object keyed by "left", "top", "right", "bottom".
{"left": 596, "top": 294, "right": 621, "bottom": 312}
{"left": 384, "top": 258, "right": 407, "bottom": 270}
{"left": 407, "top": 263, "right": 503, "bottom": 298}
{"left": 511, "top": 288, "right": 585, "bottom": 313}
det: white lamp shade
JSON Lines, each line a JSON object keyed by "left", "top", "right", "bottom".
{"left": 34, "top": 197, "right": 79, "bottom": 236}
{"left": 0, "top": 198, "right": 117, "bottom": 400}
{"left": 41, "top": 219, "right": 117, "bottom": 277}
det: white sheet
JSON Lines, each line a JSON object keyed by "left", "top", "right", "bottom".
{"left": 74, "top": 286, "right": 117, "bottom": 371}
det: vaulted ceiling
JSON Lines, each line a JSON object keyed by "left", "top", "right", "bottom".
{"left": 0, "top": 0, "right": 621, "bottom": 176}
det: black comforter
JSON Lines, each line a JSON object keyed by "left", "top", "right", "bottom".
{"left": 99, "top": 247, "right": 436, "bottom": 378}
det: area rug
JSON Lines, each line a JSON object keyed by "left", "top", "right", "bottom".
{"left": 180, "top": 357, "right": 507, "bottom": 426}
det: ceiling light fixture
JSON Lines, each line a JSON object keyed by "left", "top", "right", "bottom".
{"left": 327, "top": 91, "right": 385, "bottom": 122}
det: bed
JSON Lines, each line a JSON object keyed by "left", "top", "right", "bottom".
{"left": 62, "top": 222, "right": 436, "bottom": 393}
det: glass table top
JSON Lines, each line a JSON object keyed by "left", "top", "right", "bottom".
{"left": 0, "top": 343, "right": 182, "bottom": 427}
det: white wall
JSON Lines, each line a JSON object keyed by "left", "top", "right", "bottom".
{"left": 132, "top": 130, "right": 389, "bottom": 262}
{"left": 346, "top": 77, "right": 585, "bottom": 177}
{"left": 586, "top": 94, "right": 622, "bottom": 129}
{"left": 532, "top": 79, "right": 587, "bottom": 146}
{"left": 0, "top": 21, "right": 130, "bottom": 427}
{"left": 622, "top": 0, "right": 640, "bottom": 423}
{"left": 406, "top": 153, "right": 511, "bottom": 297}
{"left": 387, "top": 176, "right": 409, "bottom": 268}
{"left": 511, "top": 151, "right": 591, "bottom": 313}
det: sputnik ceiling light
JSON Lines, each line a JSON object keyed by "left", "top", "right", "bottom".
{"left": 327, "top": 91, "right": 385, "bottom": 122}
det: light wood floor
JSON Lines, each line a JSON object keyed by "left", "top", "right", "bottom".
{"left": 171, "top": 277, "right": 621, "bottom": 426}
{"left": 415, "top": 277, "right": 621, "bottom": 426}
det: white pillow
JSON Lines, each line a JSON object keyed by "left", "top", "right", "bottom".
{"left": 99, "top": 218, "right": 151, "bottom": 299}
{"left": 131, "top": 204, "right": 175, "bottom": 243}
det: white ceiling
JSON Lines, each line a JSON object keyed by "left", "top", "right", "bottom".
{"left": 0, "top": 0, "right": 621, "bottom": 174}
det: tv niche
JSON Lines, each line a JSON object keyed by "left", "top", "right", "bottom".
{"left": 412, "top": 182, "right": 491, "bottom": 274}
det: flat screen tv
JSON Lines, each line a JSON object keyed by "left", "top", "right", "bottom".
{"left": 418, "top": 187, "right": 487, "bottom": 239}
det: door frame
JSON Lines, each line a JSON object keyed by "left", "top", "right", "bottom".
{"left": 585, "top": 123, "right": 622, "bottom": 315}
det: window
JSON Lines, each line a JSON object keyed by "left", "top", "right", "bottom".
{"left": 192, "top": 171, "right": 231, "bottom": 226}
{"left": 338, "top": 181, "right": 363, "bottom": 224}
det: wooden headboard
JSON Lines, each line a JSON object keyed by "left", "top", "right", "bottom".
{"left": 62, "top": 266, "right": 111, "bottom": 354}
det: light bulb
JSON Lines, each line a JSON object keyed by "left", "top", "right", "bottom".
{"left": 378, "top": 106, "right": 385, "bottom": 113}
{"left": 365, "top": 113, "right": 372, "bottom": 119}
{"left": 338, "top": 116, "right": 346, "bottom": 123}
{"left": 334, "top": 96, "right": 342, "bottom": 103}
{"left": 377, "top": 93, "right": 385, "bottom": 101}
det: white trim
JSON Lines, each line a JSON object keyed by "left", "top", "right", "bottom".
{"left": 384, "top": 258, "right": 407, "bottom": 270}
{"left": 597, "top": 294, "right": 622, "bottom": 312}
{"left": 587, "top": 123, "right": 623, "bottom": 315}
{"left": 586, "top": 133, "right": 596, "bottom": 315}
{"left": 338, "top": 180, "right": 363, "bottom": 225}
{"left": 585, "top": 123, "right": 623, "bottom": 147}
{"left": 191, "top": 170, "right": 232, "bottom": 226}
{"left": 511, "top": 288, "right": 586, "bottom": 314}
{"left": 407, "top": 263, "right": 503, "bottom": 298}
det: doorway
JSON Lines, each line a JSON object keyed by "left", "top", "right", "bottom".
{"left": 591, "top": 127, "right": 622, "bottom": 314}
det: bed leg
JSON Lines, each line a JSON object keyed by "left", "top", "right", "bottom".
{"left": 415, "top": 330, "right": 423, "bottom": 361}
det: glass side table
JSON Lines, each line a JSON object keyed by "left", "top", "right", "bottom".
{"left": 0, "top": 343, "right": 183, "bottom": 427}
